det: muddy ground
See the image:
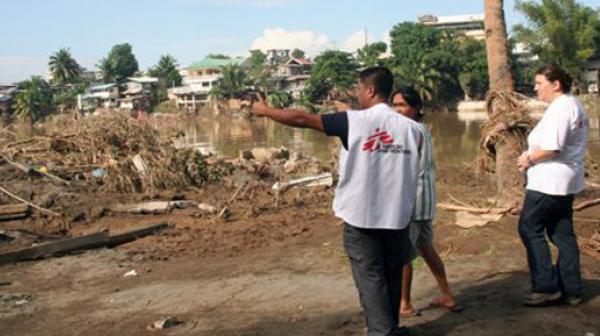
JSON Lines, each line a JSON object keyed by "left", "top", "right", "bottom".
{"left": 1, "top": 161, "right": 600, "bottom": 336}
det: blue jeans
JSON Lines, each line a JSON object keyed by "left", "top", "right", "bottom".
{"left": 518, "top": 190, "right": 582, "bottom": 297}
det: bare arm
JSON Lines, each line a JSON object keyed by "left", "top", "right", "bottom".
{"left": 251, "top": 97, "right": 324, "bottom": 132}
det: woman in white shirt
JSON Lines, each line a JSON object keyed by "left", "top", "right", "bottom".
{"left": 517, "top": 64, "right": 589, "bottom": 307}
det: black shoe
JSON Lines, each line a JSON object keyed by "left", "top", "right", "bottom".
{"left": 522, "top": 292, "right": 561, "bottom": 306}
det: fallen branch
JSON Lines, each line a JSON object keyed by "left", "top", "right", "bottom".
{"left": 0, "top": 185, "right": 61, "bottom": 217}
{"left": 438, "top": 202, "right": 510, "bottom": 215}
{"left": 574, "top": 198, "right": 600, "bottom": 211}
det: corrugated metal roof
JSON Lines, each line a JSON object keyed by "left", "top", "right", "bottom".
{"left": 187, "top": 57, "right": 245, "bottom": 70}
{"left": 89, "top": 83, "right": 117, "bottom": 90}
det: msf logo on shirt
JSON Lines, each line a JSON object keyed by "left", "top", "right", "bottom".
{"left": 363, "top": 128, "right": 393, "bottom": 152}
{"left": 362, "top": 128, "right": 412, "bottom": 154}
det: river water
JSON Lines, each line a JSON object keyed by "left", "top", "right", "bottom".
{"left": 176, "top": 106, "right": 600, "bottom": 165}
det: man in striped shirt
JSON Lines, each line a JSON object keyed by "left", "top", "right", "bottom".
{"left": 390, "top": 87, "right": 462, "bottom": 316}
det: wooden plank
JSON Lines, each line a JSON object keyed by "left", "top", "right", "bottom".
{"left": 0, "top": 204, "right": 29, "bottom": 216}
{"left": 0, "top": 213, "right": 30, "bottom": 222}
{"left": 0, "top": 232, "right": 109, "bottom": 265}
{"left": 105, "top": 223, "right": 168, "bottom": 247}
{"left": 0, "top": 223, "right": 169, "bottom": 265}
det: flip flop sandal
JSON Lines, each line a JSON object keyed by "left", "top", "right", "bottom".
{"left": 400, "top": 309, "right": 421, "bottom": 318}
{"left": 429, "top": 299, "right": 464, "bottom": 313}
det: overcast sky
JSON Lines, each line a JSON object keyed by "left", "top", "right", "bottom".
{"left": 1, "top": 0, "right": 599, "bottom": 83}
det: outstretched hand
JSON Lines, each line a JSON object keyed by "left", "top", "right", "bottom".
{"left": 251, "top": 94, "right": 270, "bottom": 117}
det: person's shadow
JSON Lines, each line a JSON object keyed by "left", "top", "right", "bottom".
{"left": 206, "top": 272, "right": 600, "bottom": 336}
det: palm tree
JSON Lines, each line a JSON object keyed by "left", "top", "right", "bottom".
{"left": 150, "top": 55, "right": 182, "bottom": 87}
{"left": 13, "top": 77, "right": 54, "bottom": 122}
{"left": 392, "top": 54, "right": 447, "bottom": 103}
{"left": 211, "top": 65, "right": 249, "bottom": 99}
{"left": 482, "top": 0, "right": 530, "bottom": 207}
{"left": 48, "top": 48, "right": 81, "bottom": 85}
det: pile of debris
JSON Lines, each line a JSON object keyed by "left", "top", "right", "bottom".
{"left": 0, "top": 113, "right": 221, "bottom": 193}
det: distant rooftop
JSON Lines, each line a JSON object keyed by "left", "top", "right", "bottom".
{"left": 418, "top": 14, "right": 484, "bottom": 25}
{"left": 128, "top": 76, "right": 159, "bottom": 84}
{"left": 89, "top": 83, "right": 117, "bottom": 91}
{"left": 187, "top": 57, "right": 245, "bottom": 70}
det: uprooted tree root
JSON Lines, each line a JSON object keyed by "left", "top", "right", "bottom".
{"left": 474, "top": 91, "right": 533, "bottom": 174}
{"left": 1, "top": 113, "right": 222, "bottom": 193}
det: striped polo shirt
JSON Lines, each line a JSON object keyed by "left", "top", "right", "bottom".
{"left": 413, "top": 123, "right": 436, "bottom": 221}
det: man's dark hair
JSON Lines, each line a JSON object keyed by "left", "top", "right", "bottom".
{"left": 358, "top": 67, "right": 394, "bottom": 100}
{"left": 536, "top": 64, "right": 573, "bottom": 93}
{"left": 391, "top": 86, "right": 422, "bottom": 110}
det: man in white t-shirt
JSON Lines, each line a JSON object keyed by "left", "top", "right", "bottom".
{"left": 251, "top": 67, "right": 421, "bottom": 336}
{"left": 517, "top": 64, "right": 588, "bottom": 307}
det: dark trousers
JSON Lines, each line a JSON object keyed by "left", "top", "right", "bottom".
{"left": 518, "top": 190, "right": 583, "bottom": 297}
{"left": 343, "top": 223, "right": 414, "bottom": 336}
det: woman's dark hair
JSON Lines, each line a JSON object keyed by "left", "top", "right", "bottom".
{"left": 391, "top": 86, "right": 424, "bottom": 120}
{"left": 536, "top": 64, "right": 573, "bottom": 93}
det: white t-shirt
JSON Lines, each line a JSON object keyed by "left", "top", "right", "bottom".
{"left": 333, "top": 103, "right": 421, "bottom": 230}
{"left": 526, "top": 94, "right": 589, "bottom": 195}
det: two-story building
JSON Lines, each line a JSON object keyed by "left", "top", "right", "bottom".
{"left": 170, "top": 56, "right": 245, "bottom": 110}
{"left": 271, "top": 57, "right": 312, "bottom": 98}
{"left": 77, "top": 83, "right": 119, "bottom": 113}
{"left": 119, "top": 76, "right": 159, "bottom": 110}
{"left": 418, "top": 14, "right": 486, "bottom": 40}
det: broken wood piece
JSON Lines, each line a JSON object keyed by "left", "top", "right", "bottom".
{"left": 455, "top": 211, "right": 504, "bottom": 229}
{"left": 0, "top": 203, "right": 30, "bottom": 221}
{"left": 104, "top": 223, "right": 168, "bottom": 247}
{"left": 0, "top": 204, "right": 29, "bottom": 216}
{"left": 585, "top": 181, "right": 600, "bottom": 190}
{"left": 132, "top": 154, "right": 149, "bottom": 176}
{"left": 0, "top": 185, "right": 61, "bottom": 217}
{"left": 574, "top": 198, "right": 600, "bottom": 211}
{"left": 108, "top": 201, "right": 172, "bottom": 214}
{"left": 228, "top": 182, "right": 247, "bottom": 203}
{"left": 438, "top": 202, "right": 510, "bottom": 215}
{"left": 272, "top": 173, "right": 333, "bottom": 191}
{"left": 0, "top": 231, "right": 109, "bottom": 265}
{"left": 0, "top": 223, "right": 168, "bottom": 265}
{"left": 198, "top": 203, "right": 217, "bottom": 214}
{"left": 170, "top": 200, "right": 198, "bottom": 209}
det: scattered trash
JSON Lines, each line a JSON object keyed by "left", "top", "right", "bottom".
{"left": 92, "top": 168, "right": 106, "bottom": 178}
{"left": 123, "top": 269, "right": 138, "bottom": 278}
{"left": 15, "top": 299, "right": 28, "bottom": 306}
{"left": 148, "top": 316, "right": 183, "bottom": 330}
{"left": 272, "top": 173, "right": 333, "bottom": 191}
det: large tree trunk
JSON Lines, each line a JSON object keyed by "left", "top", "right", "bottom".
{"left": 484, "top": 0, "right": 514, "bottom": 92}
{"left": 482, "top": 0, "right": 529, "bottom": 208}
